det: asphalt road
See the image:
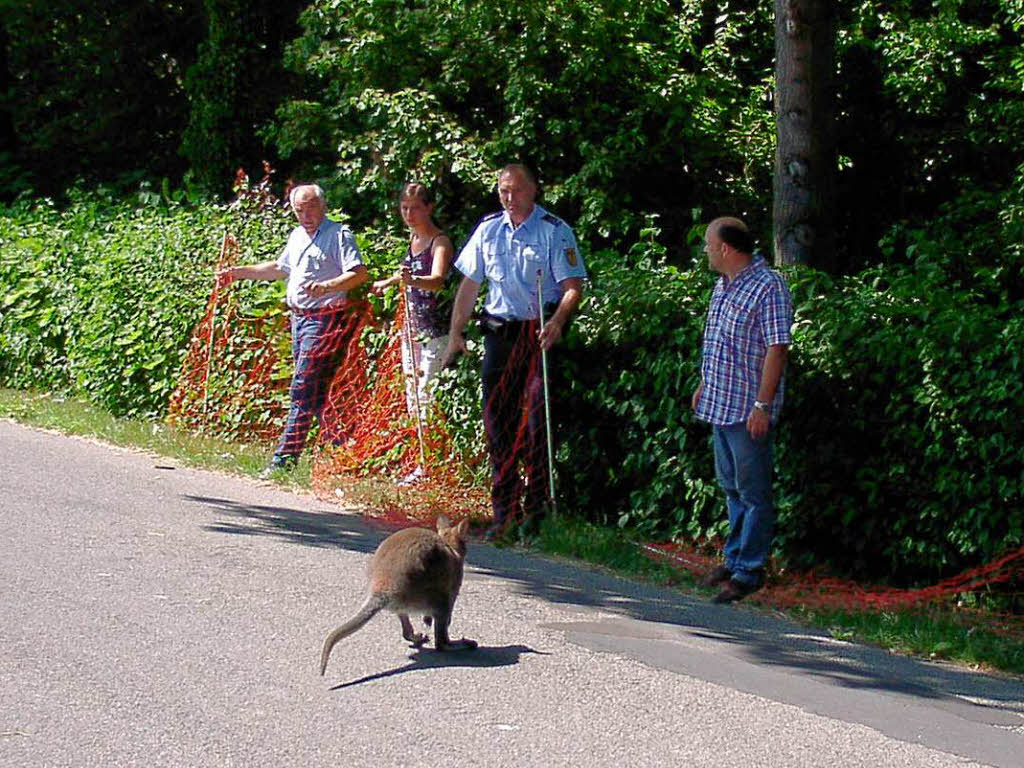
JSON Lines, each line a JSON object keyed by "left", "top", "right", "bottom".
{"left": 1, "top": 420, "right": 1022, "bottom": 768}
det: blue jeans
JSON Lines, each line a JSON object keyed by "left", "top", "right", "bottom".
{"left": 712, "top": 423, "right": 775, "bottom": 587}
{"left": 273, "top": 311, "right": 345, "bottom": 463}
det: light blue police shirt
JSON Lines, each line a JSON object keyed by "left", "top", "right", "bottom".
{"left": 275, "top": 218, "right": 364, "bottom": 310}
{"left": 455, "top": 204, "right": 587, "bottom": 321}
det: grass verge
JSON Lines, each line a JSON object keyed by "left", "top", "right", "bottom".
{"left": 2, "top": 387, "right": 1021, "bottom": 676}
{"left": 0, "top": 389, "right": 311, "bottom": 488}
{"left": 538, "top": 514, "right": 1024, "bottom": 676}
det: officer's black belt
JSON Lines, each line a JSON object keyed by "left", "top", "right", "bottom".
{"left": 478, "top": 307, "right": 558, "bottom": 338}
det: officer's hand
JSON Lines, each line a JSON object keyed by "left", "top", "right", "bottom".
{"left": 691, "top": 385, "right": 703, "bottom": 412}
{"left": 216, "top": 267, "right": 237, "bottom": 288}
{"left": 538, "top": 318, "right": 564, "bottom": 351}
{"left": 369, "top": 278, "right": 391, "bottom": 296}
{"left": 746, "top": 408, "right": 770, "bottom": 440}
{"left": 442, "top": 333, "right": 468, "bottom": 368}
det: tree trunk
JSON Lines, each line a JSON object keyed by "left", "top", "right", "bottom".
{"left": 773, "top": 0, "right": 836, "bottom": 269}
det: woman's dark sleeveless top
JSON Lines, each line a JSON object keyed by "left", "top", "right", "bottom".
{"left": 403, "top": 235, "right": 455, "bottom": 338}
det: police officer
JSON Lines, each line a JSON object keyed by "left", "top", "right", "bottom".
{"left": 444, "top": 164, "right": 587, "bottom": 539}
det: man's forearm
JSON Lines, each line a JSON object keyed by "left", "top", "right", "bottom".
{"left": 550, "top": 282, "right": 583, "bottom": 328}
{"left": 326, "top": 266, "right": 368, "bottom": 292}
{"left": 757, "top": 344, "right": 789, "bottom": 403}
{"left": 449, "top": 278, "right": 480, "bottom": 336}
{"left": 234, "top": 261, "right": 287, "bottom": 281}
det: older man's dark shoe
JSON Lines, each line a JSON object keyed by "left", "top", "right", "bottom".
{"left": 258, "top": 454, "right": 297, "bottom": 480}
{"left": 711, "top": 578, "right": 761, "bottom": 604}
{"left": 699, "top": 565, "right": 733, "bottom": 589}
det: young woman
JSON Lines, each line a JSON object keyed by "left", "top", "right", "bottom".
{"left": 372, "top": 183, "right": 455, "bottom": 424}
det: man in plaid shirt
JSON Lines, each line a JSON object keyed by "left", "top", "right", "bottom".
{"left": 692, "top": 217, "right": 793, "bottom": 604}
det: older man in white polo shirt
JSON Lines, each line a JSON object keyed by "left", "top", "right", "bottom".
{"left": 218, "top": 183, "right": 368, "bottom": 475}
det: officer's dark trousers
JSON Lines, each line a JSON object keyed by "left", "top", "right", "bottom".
{"left": 480, "top": 320, "right": 551, "bottom": 525}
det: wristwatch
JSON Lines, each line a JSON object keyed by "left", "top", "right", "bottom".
{"left": 753, "top": 400, "right": 771, "bottom": 414}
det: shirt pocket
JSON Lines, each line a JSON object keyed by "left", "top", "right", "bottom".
{"left": 304, "top": 245, "right": 326, "bottom": 271}
{"left": 520, "top": 243, "right": 544, "bottom": 263}
{"left": 721, "top": 296, "right": 756, "bottom": 340}
{"left": 483, "top": 245, "right": 505, "bottom": 282}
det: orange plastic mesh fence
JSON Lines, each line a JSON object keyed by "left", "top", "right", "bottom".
{"left": 644, "top": 540, "right": 1024, "bottom": 637}
{"left": 311, "top": 292, "right": 491, "bottom": 523}
{"left": 171, "top": 234, "right": 1021, "bottom": 634}
{"left": 168, "top": 234, "right": 289, "bottom": 442}
{"left": 168, "top": 234, "right": 491, "bottom": 523}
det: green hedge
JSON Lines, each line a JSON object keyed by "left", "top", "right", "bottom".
{"left": 2, "top": 195, "right": 1021, "bottom": 581}
{"left": 555, "top": 232, "right": 1024, "bottom": 582}
{"left": 0, "top": 191, "right": 293, "bottom": 418}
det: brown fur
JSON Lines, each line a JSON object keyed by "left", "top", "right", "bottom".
{"left": 319, "top": 516, "right": 476, "bottom": 675}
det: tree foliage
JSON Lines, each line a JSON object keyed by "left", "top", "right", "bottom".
{"left": 271, "top": 0, "right": 776, "bottom": 248}
{"left": 180, "top": 0, "right": 307, "bottom": 196}
{"left": 2, "top": 1, "right": 1020, "bottom": 272}
{"left": 1, "top": 1, "right": 204, "bottom": 197}
{"left": 270, "top": 0, "right": 1023, "bottom": 270}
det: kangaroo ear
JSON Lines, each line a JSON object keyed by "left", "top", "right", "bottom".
{"left": 455, "top": 518, "right": 469, "bottom": 537}
{"left": 436, "top": 514, "right": 452, "bottom": 532}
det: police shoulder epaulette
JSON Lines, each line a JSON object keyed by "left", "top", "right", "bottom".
{"left": 462, "top": 211, "right": 502, "bottom": 244}
{"left": 541, "top": 213, "right": 563, "bottom": 227}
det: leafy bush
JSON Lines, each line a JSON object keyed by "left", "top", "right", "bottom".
{"left": 777, "top": 233, "right": 1024, "bottom": 580}
{"left": 553, "top": 222, "right": 1024, "bottom": 581}
{"left": 0, "top": 190, "right": 293, "bottom": 417}
{"left": 271, "top": 0, "right": 774, "bottom": 248}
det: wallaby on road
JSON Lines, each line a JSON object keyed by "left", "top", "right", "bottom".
{"left": 320, "top": 515, "right": 477, "bottom": 675}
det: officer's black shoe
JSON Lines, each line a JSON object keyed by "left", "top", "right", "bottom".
{"left": 699, "top": 565, "right": 733, "bottom": 589}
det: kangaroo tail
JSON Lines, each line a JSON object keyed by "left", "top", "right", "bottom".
{"left": 319, "top": 593, "right": 388, "bottom": 676}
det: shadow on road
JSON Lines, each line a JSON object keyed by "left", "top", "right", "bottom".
{"left": 183, "top": 493, "right": 1024, "bottom": 718}
{"left": 326, "top": 644, "right": 546, "bottom": 691}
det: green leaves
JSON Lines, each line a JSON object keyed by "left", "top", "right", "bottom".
{"left": 0, "top": 192, "right": 293, "bottom": 418}
{"left": 269, "top": 0, "right": 780, "bottom": 247}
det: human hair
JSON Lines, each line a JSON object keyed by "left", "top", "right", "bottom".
{"left": 708, "top": 216, "right": 753, "bottom": 254}
{"left": 399, "top": 182, "right": 435, "bottom": 205}
{"left": 718, "top": 225, "right": 754, "bottom": 255}
{"left": 289, "top": 183, "right": 326, "bottom": 208}
{"left": 498, "top": 163, "right": 537, "bottom": 188}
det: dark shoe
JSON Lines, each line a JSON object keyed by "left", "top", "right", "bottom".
{"left": 258, "top": 455, "right": 297, "bottom": 480}
{"left": 699, "top": 565, "right": 733, "bottom": 589}
{"left": 482, "top": 521, "right": 515, "bottom": 544}
{"left": 711, "top": 578, "right": 761, "bottom": 604}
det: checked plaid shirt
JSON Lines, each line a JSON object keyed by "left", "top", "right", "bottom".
{"left": 695, "top": 255, "right": 793, "bottom": 426}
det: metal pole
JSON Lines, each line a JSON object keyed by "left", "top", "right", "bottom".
{"left": 403, "top": 286, "right": 427, "bottom": 468}
{"left": 203, "top": 232, "right": 230, "bottom": 417}
{"left": 536, "top": 269, "right": 557, "bottom": 512}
